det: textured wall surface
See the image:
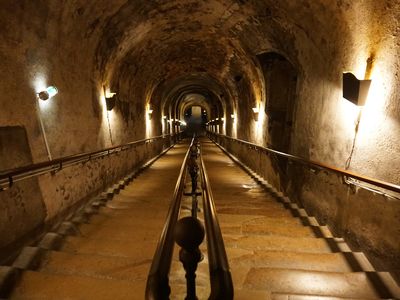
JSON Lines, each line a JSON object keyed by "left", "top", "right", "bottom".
{"left": 0, "top": 0, "right": 399, "bottom": 278}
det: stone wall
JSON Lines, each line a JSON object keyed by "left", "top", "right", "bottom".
{"left": 0, "top": 136, "right": 172, "bottom": 263}
{"left": 210, "top": 133, "right": 400, "bottom": 278}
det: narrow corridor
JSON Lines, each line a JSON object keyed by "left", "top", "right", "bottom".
{"left": 5, "top": 139, "right": 400, "bottom": 299}
{"left": 8, "top": 144, "right": 188, "bottom": 299}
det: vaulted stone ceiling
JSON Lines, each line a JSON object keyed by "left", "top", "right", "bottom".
{"left": 1, "top": 0, "right": 399, "bottom": 167}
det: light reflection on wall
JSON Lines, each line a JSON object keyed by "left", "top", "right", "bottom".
{"left": 254, "top": 102, "right": 265, "bottom": 145}
{"left": 33, "top": 75, "right": 52, "bottom": 110}
{"left": 339, "top": 54, "right": 399, "bottom": 179}
{"left": 145, "top": 103, "right": 152, "bottom": 138}
{"left": 354, "top": 61, "right": 395, "bottom": 148}
{"left": 231, "top": 112, "right": 237, "bottom": 138}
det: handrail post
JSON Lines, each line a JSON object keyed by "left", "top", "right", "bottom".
{"left": 174, "top": 217, "right": 205, "bottom": 300}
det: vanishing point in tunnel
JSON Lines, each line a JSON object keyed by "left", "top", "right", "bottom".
{"left": 0, "top": 1, "right": 399, "bottom": 299}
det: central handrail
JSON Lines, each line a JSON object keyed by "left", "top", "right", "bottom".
{"left": 0, "top": 133, "right": 180, "bottom": 191}
{"left": 207, "top": 132, "right": 400, "bottom": 195}
{"left": 199, "top": 144, "right": 234, "bottom": 299}
{"left": 145, "top": 137, "right": 195, "bottom": 300}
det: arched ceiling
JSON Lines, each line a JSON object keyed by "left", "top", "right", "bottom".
{"left": 90, "top": 0, "right": 351, "bottom": 113}
{"left": 25, "top": 0, "right": 388, "bottom": 118}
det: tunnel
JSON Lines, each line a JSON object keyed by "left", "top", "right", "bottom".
{"left": 0, "top": 1, "right": 400, "bottom": 298}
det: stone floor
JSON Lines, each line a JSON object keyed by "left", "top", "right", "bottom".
{"left": 8, "top": 143, "right": 189, "bottom": 299}
{"left": 201, "top": 140, "right": 400, "bottom": 299}
{"left": 5, "top": 139, "right": 400, "bottom": 299}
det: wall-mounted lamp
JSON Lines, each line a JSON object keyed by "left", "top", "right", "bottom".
{"left": 343, "top": 72, "right": 371, "bottom": 106}
{"left": 231, "top": 114, "right": 235, "bottom": 119}
{"left": 38, "top": 86, "right": 58, "bottom": 101}
{"left": 162, "top": 116, "right": 167, "bottom": 120}
{"left": 252, "top": 107, "right": 259, "bottom": 121}
{"left": 105, "top": 94, "right": 117, "bottom": 111}
{"left": 148, "top": 109, "right": 153, "bottom": 120}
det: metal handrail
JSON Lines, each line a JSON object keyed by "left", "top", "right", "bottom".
{"left": 145, "top": 137, "right": 195, "bottom": 300}
{"left": 199, "top": 145, "right": 234, "bottom": 300}
{"left": 207, "top": 131, "right": 400, "bottom": 195}
{"left": 0, "top": 133, "right": 178, "bottom": 191}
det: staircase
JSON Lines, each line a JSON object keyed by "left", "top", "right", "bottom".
{"left": 201, "top": 140, "right": 400, "bottom": 299}
{"left": 3, "top": 144, "right": 188, "bottom": 300}
{"left": 1, "top": 139, "right": 399, "bottom": 299}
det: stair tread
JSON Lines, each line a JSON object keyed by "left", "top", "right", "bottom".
{"left": 223, "top": 234, "right": 334, "bottom": 253}
{"left": 39, "top": 250, "right": 152, "bottom": 282}
{"left": 9, "top": 271, "right": 145, "bottom": 300}
{"left": 61, "top": 236, "right": 158, "bottom": 258}
{"left": 243, "top": 268, "right": 381, "bottom": 299}
{"left": 228, "top": 250, "right": 354, "bottom": 272}
{"left": 74, "top": 222, "right": 165, "bottom": 241}
{"left": 271, "top": 293, "right": 368, "bottom": 300}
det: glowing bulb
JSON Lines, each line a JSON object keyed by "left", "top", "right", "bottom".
{"left": 37, "top": 86, "right": 58, "bottom": 101}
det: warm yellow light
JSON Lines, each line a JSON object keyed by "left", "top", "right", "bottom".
{"left": 105, "top": 91, "right": 116, "bottom": 98}
{"left": 252, "top": 107, "right": 260, "bottom": 122}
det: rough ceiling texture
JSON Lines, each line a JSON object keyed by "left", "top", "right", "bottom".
{"left": 0, "top": 0, "right": 398, "bottom": 179}
{"left": 1, "top": 0, "right": 400, "bottom": 281}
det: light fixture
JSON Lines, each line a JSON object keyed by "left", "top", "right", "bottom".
{"left": 105, "top": 94, "right": 117, "bottom": 111}
{"left": 252, "top": 107, "right": 259, "bottom": 121}
{"left": 162, "top": 116, "right": 167, "bottom": 119}
{"left": 148, "top": 109, "right": 153, "bottom": 120}
{"left": 38, "top": 86, "right": 58, "bottom": 101}
{"left": 343, "top": 72, "right": 371, "bottom": 106}
{"left": 231, "top": 114, "right": 235, "bottom": 119}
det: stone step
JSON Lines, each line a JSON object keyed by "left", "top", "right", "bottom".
{"left": 9, "top": 271, "right": 145, "bottom": 300}
{"left": 84, "top": 213, "right": 166, "bottom": 227}
{"left": 217, "top": 206, "right": 292, "bottom": 217}
{"left": 243, "top": 268, "right": 397, "bottom": 299}
{"left": 220, "top": 221, "right": 317, "bottom": 237}
{"left": 38, "top": 250, "right": 152, "bottom": 282}
{"left": 97, "top": 205, "right": 169, "bottom": 219}
{"left": 217, "top": 213, "right": 304, "bottom": 226}
{"left": 60, "top": 236, "right": 158, "bottom": 258}
{"left": 75, "top": 222, "right": 165, "bottom": 241}
{"left": 223, "top": 234, "right": 337, "bottom": 253}
{"left": 271, "top": 294, "right": 370, "bottom": 300}
{"left": 228, "top": 250, "right": 355, "bottom": 273}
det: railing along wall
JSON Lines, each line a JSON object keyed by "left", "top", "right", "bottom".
{"left": 207, "top": 131, "right": 400, "bottom": 197}
{"left": 199, "top": 144, "right": 234, "bottom": 299}
{"left": 0, "top": 133, "right": 181, "bottom": 192}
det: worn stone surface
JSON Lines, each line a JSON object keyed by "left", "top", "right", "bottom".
{"left": 201, "top": 140, "right": 399, "bottom": 298}
{"left": 0, "top": 0, "right": 400, "bottom": 294}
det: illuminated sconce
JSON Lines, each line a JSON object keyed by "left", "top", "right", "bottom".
{"left": 180, "top": 120, "right": 187, "bottom": 126}
{"left": 105, "top": 94, "right": 117, "bottom": 111}
{"left": 38, "top": 86, "right": 58, "bottom": 101}
{"left": 231, "top": 114, "right": 235, "bottom": 120}
{"left": 162, "top": 116, "right": 167, "bottom": 120}
{"left": 252, "top": 107, "right": 259, "bottom": 121}
{"left": 343, "top": 72, "right": 371, "bottom": 106}
{"left": 148, "top": 109, "right": 153, "bottom": 120}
